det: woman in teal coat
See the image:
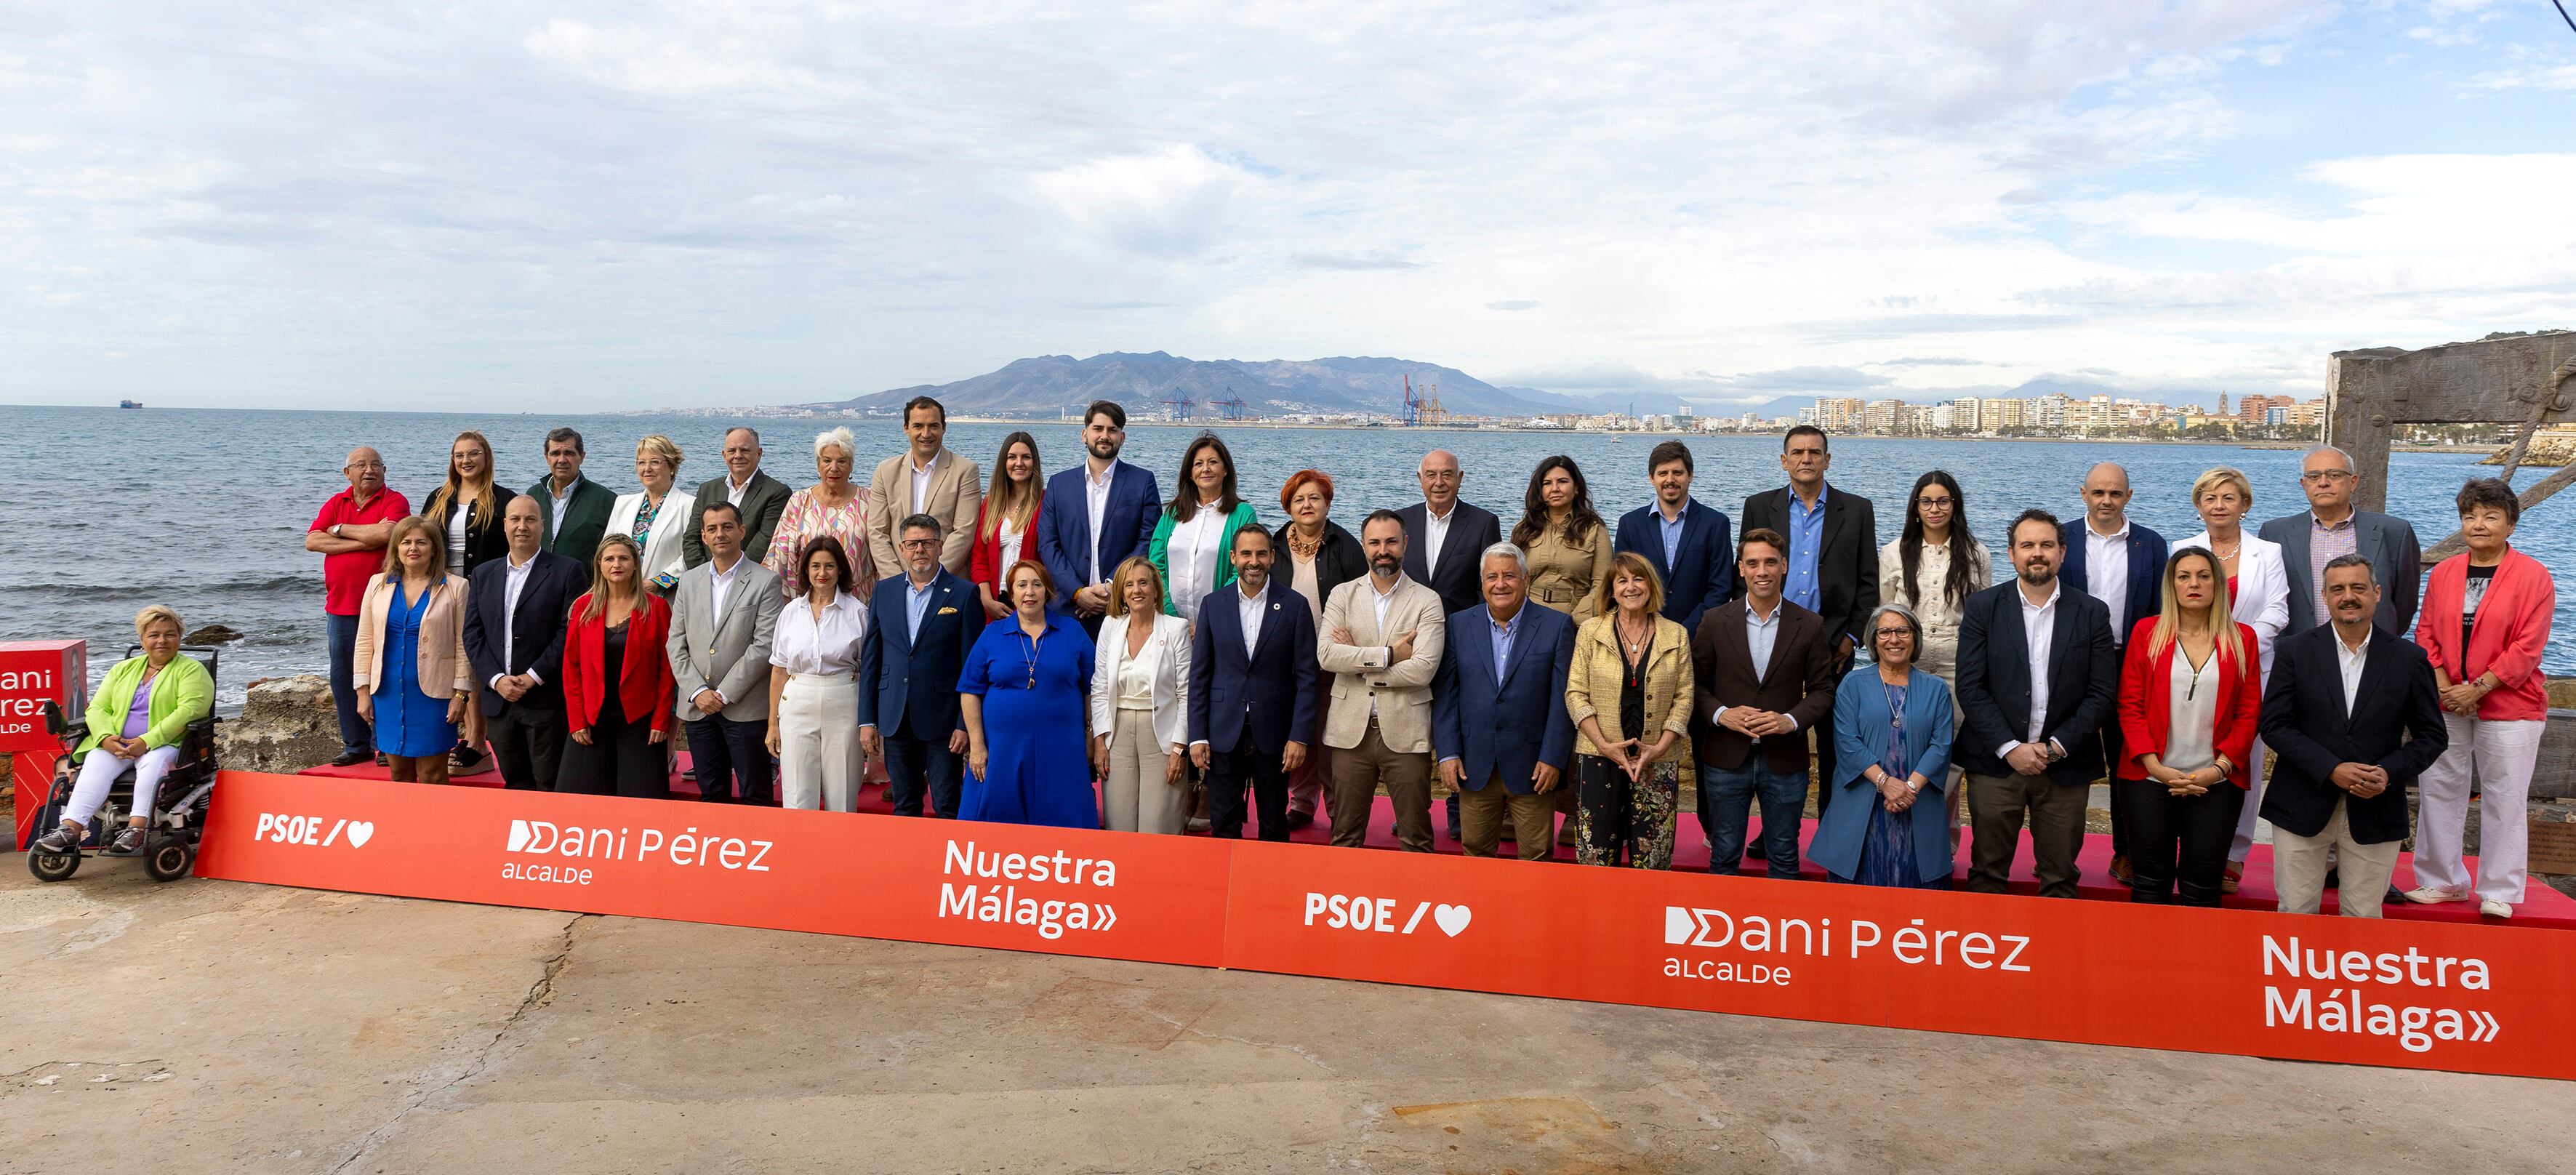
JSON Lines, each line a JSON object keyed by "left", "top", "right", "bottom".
{"left": 31, "top": 606, "right": 214, "bottom": 854}
{"left": 1814, "top": 603, "right": 1957, "bottom": 888}
{"left": 1148, "top": 433, "right": 1259, "bottom": 624}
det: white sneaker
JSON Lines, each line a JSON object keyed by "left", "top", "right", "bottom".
{"left": 2479, "top": 899, "right": 2512, "bottom": 919}
{"left": 2403, "top": 886, "right": 2467, "bottom": 905}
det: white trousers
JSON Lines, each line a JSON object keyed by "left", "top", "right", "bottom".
{"left": 2227, "top": 734, "right": 2268, "bottom": 863}
{"left": 1101, "top": 707, "right": 1188, "bottom": 834}
{"left": 2415, "top": 713, "right": 2543, "bottom": 905}
{"left": 2271, "top": 798, "right": 2401, "bottom": 918}
{"left": 778, "top": 675, "right": 861, "bottom": 813}
{"left": 67, "top": 745, "right": 180, "bottom": 826}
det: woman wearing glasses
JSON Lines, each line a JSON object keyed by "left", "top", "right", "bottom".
{"left": 1876, "top": 470, "right": 1986, "bottom": 843}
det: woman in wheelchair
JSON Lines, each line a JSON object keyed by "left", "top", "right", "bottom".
{"left": 33, "top": 605, "right": 214, "bottom": 854}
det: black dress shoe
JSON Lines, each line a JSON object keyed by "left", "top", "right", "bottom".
{"left": 450, "top": 746, "right": 487, "bottom": 774}
{"left": 1284, "top": 808, "right": 1314, "bottom": 830}
{"left": 329, "top": 750, "right": 372, "bottom": 768}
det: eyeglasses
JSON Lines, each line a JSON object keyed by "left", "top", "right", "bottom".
{"left": 2300, "top": 470, "right": 2354, "bottom": 483}
{"left": 345, "top": 461, "right": 385, "bottom": 471}
{"left": 1874, "top": 628, "right": 1913, "bottom": 638}
{"left": 1915, "top": 496, "right": 1954, "bottom": 508}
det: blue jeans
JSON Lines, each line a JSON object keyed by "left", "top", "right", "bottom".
{"left": 326, "top": 612, "right": 371, "bottom": 756}
{"left": 883, "top": 727, "right": 963, "bottom": 818}
{"left": 1699, "top": 761, "right": 1807, "bottom": 879}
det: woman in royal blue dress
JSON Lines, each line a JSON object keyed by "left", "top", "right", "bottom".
{"left": 959, "top": 559, "right": 1099, "bottom": 828}
{"left": 1813, "top": 603, "right": 1957, "bottom": 888}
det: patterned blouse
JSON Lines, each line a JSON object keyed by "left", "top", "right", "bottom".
{"left": 766, "top": 484, "right": 878, "bottom": 598}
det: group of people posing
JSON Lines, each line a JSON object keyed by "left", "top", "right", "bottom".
{"left": 44, "top": 396, "right": 2550, "bottom": 921}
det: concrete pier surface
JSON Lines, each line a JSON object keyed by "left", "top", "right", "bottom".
{"left": 6, "top": 868, "right": 2570, "bottom": 1174}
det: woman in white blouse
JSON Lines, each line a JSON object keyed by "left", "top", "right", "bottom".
{"left": 2175, "top": 465, "right": 2290, "bottom": 889}
{"left": 765, "top": 534, "right": 870, "bottom": 811}
{"left": 606, "top": 434, "right": 689, "bottom": 594}
{"left": 1877, "top": 469, "right": 1989, "bottom": 846}
{"left": 1147, "top": 433, "right": 1259, "bottom": 624}
{"left": 1089, "top": 558, "right": 1192, "bottom": 834}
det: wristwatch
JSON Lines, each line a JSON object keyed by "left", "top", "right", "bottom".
{"left": 329, "top": 523, "right": 344, "bottom": 537}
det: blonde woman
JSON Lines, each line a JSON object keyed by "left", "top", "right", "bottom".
{"left": 31, "top": 606, "right": 214, "bottom": 855}
{"left": 2113, "top": 548, "right": 2262, "bottom": 906}
{"left": 2177, "top": 466, "right": 2289, "bottom": 891}
{"left": 608, "top": 433, "right": 689, "bottom": 594}
{"left": 766, "top": 426, "right": 878, "bottom": 599}
{"left": 422, "top": 430, "right": 515, "bottom": 772}
{"left": 1090, "top": 558, "right": 1192, "bottom": 833}
{"left": 1565, "top": 553, "right": 1695, "bottom": 869}
{"left": 353, "top": 516, "right": 473, "bottom": 785}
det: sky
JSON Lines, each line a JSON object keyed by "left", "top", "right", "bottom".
{"left": 6, "top": 1, "right": 2576, "bottom": 414}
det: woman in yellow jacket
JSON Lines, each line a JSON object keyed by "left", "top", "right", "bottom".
{"left": 1565, "top": 553, "right": 1695, "bottom": 870}
{"left": 31, "top": 606, "right": 214, "bottom": 854}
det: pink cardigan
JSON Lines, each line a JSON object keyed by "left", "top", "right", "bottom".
{"left": 2415, "top": 548, "right": 2555, "bottom": 722}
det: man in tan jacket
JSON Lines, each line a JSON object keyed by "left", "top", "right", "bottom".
{"left": 1319, "top": 510, "right": 1449, "bottom": 851}
{"left": 866, "top": 396, "right": 983, "bottom": 577}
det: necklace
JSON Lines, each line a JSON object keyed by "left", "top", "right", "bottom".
{"left": 1617, "top": 616, "right": 1653, "bottom": 657}
{"left": 1286, "top": 524, "right": 1323, "bottom": 559}
{"left": 1018, "top": 620, "right": 1046, "bottom": 688}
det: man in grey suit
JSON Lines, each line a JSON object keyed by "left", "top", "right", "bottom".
{"left": 667, "top": 501, "right": 785, "bottom": 804}
{"left": 682, "top": 427, "right": 793, "bottom": 569}
{"left": 2259, "top": 446, "right": 2422, "bottom": 637}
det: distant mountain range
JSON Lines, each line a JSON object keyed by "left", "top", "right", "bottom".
{"left": 816, "top": 352, "right": 1600, "bottom": 419}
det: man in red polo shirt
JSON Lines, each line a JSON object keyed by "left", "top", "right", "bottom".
{"left": 305, "top": 446, "right": 410, "bottom": 767}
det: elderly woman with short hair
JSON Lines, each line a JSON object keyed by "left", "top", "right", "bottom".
{"left": 608, "top": 433, "right": 689, "bottom": 594}
{"left": 1814, "top": 603, "right": 1956, "bottom": 888}
{"left": 765, "top": 425, "right": 878, "bottom": 598}
{"left": 31, "top": 606, "right": 214, "bottom": 854}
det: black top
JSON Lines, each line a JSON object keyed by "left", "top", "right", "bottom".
{"left": 2462, "top": 564, "right": 2495, "bottom": 654}
{"left": 1618, "top": 635, "right": 1648, "bottom": 747}
{"left": 432, "top": 483, "right": 519, "bottom": 578}
{"left": 599, "top": 619, "right": 629, "bottom": 726}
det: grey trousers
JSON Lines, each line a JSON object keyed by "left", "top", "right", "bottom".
{"left": 1965, "top": 770, "right": 2088, "bottom": 898}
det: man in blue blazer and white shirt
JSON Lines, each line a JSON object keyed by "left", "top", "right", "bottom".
{"left": 859, "top": 514, "right": 984, "bottom": 818}
{"left": 1038, "top": 400, "right": 1161, "bottom": 635}
{"left": 1955, "top": 508, "right": 2117, "bottom": 899}
{"left": 1612, "top": 440, "right": 1734, "bottom": 633}
{"left": 1189, "top": 524, "right": 1320, "bottom": 841}
{"left": 1432, "top": 542, "right": 1577, "bottom": 860}
{"left": 463, "top": 496, "right": 587, "bottom": 790}
{"left": 2058, "top": 462, "right": 2168, "bottom": 881}
{"left": 2258, "top": 446, "right": 2422, "bottom": 638}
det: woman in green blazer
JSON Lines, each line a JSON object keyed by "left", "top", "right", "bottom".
{"left": 32, "top": 606, "right": 214, "bottom": 854}
{"left": 1148, "top": 433, "right": 1260, "bottom": 622}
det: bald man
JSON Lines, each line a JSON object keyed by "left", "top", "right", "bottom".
{"left": 307, "top": 444, "right": 413, "bottom": 766}
{"left": 2058, "top": 462, "right": 2168, "bottom": 883}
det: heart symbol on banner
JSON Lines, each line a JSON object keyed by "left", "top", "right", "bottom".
{"left": 1432, "top": 904, "right": 1472, "bottom": 937}
{"left": 345, "top": 822, "right": 375, "bottom": 849}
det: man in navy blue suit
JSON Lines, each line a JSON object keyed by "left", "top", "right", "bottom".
{"left": 2058, "top": 462, "right": 2168, "bottom": 883}
{"left": 463, "top": 496, "right": 586, "bottom": 790}
{"left": 1432, "top": 542, "right": 1577, "bottom": 860}
{"left": 1189, "top": 524, "right": 1319, "bottom": 841}
{"left": 1612, "top": 440, "right": 1734, "bottom": 633}
{"left": 1036, "top": 400, "right": 1160, "bottom": 635}
{"left": 859, "top": 515, "right": 984, "bottom": 817}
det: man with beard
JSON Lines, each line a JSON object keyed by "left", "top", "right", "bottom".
{"left": 1188, "top": 524, "right": 1320, "bottom": 841}
{"left": 1037, "top": 400, "right": 1161, "bottom": 635}
{"left": 1954, "top": 509, "right": 2116, "bottom": 899}
{"left": 1319, "top": 510, "right": 1449, "bottom": 851}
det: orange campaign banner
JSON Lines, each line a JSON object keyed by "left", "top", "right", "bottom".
{"left": 194, "top": 770, "right": 2574, "bottom": 1081}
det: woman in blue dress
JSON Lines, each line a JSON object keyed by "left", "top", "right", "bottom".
{"left": 353, "top": 516, "right": 473, "bottom": 785}
{"left": 1813, "top": 603, "right": 1956, "bottom": 888}
{"left": 959, "top": 559, "right": 1099, "bottom": 829}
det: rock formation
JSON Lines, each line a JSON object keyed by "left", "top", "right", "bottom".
{"left": 214, "top": 674, "right": 344, "bottom": 774}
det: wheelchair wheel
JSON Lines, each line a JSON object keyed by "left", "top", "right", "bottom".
{"left": 27, "top": 849, "right": 80, "bottom": 883}
{"left": 145, "top": 840, "right": 195, "bottom": 883}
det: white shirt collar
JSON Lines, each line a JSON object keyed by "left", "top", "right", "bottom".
{"left": 2018, "top": 580, "right": 2062, "bottom": 611}
{"left": 910, "top": 449, "right": 940, "bottom": 474}
{"left": 1086, "top": 460, "right": 1118, "bottom": 487}
{"left": 2087, "top": 517, "right": 2130, "bottom": 540}
{"left": 1424, "top": 500, "right": 1455, "bottom": 523}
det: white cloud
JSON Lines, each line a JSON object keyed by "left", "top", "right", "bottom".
{"left": 1034, "top": 146, "right": 1250, "bottom": 260}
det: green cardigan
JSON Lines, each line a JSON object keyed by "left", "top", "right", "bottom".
{"left": 1148, "top": 502, "right": 1260, "bottom": 617}
{"left": 76, "top": 653, "right": 214, "bottom": 762}
{"left": 526, "top": 473, "right": 619, "bottom": 566}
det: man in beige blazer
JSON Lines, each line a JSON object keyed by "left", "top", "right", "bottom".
{"left": 1319, "top": 510, "right": 1448, "bottom": 851}
{"left": 866, "top": 396, "right": 983, "bottom": 577}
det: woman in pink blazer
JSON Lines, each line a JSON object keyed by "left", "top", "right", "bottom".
{"left": 2409, "top": 478, "right": 2556, "bottom": 918}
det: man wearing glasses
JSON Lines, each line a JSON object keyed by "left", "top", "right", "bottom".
{"left": 2259, "top": 446, "right": 2422, "bottom": 637}
{"left": 305, "top": 446, "right": 412, "bottom": 767}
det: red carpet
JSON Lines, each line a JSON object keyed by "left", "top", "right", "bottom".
{"left": 297, "top": 751, "right": 2576, "bottom": 931}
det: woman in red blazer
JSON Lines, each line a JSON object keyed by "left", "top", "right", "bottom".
{"left": 2409, "top": 478, "right": 2557, "bottom": 917}
{"left": 559, "top": 535, "right": 676, "bottom": 798}
{"left": 968, "top": 431, "right": 1044, "bottom": 619}
{"left": 2116, "top": 546, "right": 2263, "bottom": 907}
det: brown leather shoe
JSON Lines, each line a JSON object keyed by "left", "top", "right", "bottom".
{"left": 2108, "top": 854, "right": 2133, "bottom": 886}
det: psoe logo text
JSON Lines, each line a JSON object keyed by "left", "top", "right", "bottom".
{"left": 253, "top": 814, "right": 374, "bottom": 848}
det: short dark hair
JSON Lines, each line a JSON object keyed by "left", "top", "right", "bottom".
{"left": 545, "top": 427, "right": 585, "bottom": 454}
{"left": 1232, "top": 522, "right": 1274, "bottom": 552}
{"left": 2322, "top": 553, "right": 2377, "bottom": 585}
{"left": 2455, "top": 477, "right": 2520, "bottom": 524}
{"left": 700, "top": 500, "right": 743, "bottom": 526}
{"left": 2007, "top": 508, "right": 2062, "bottom": 547}
{"left": 904, "top": 396, "right": 946, "bottom": 426}
{"left": 899, "top": 513, "right": 943, "bottom": 540}
{"left": 1783, "top": 424, "right": 1828, "bottom": 452}
{"left": 1084, "top": 400, "right": 1127, "bottom": 429}
{"left": 1738, "top": 527, "right": 1787, "bottom": 561}
{"left": 1360, "top": 508, "right": 1405, "bottom": 537}
{"left": 1648, "top": 439, "right": 1694, "bottom": 476}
